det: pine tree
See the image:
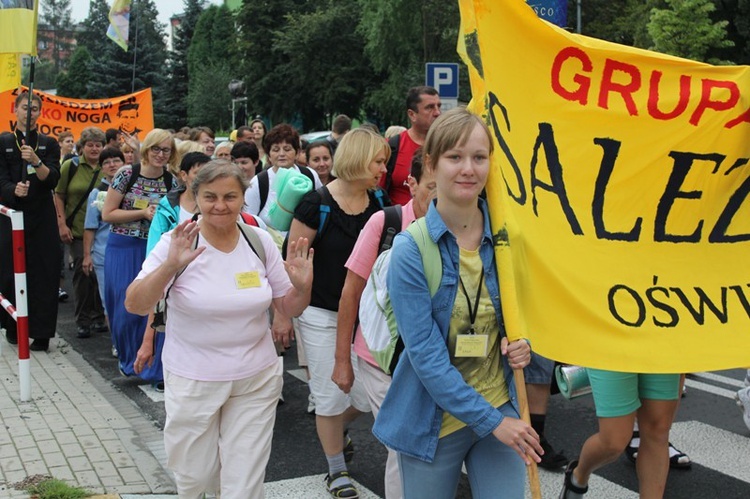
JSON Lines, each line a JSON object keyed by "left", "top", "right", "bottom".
{"left": 83, "top": 0, "right": 169, "bottom": 126}
{"left": 76, "top": 0, "right": 110, "bottom": 55}
{"left": 162, "top": 0, "right": 206, "bottom": 129}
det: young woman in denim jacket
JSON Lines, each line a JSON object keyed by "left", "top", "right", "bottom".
{"left": 373, "top": 108, "right": 543, "bottom": 498}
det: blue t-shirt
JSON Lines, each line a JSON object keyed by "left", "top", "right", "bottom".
{"left": 83, "top": 180, "right": 111, "bottom": 268}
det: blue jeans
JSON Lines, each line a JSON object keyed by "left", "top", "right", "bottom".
{"left": 397, "top": 402, "right": 525, "bottom": 499}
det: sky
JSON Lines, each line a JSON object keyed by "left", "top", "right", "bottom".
{"left": 68, "top": 0, "right": 223, "bottom": 29}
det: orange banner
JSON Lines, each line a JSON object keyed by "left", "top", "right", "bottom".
{"left": 0, "top": 88, "right": 153, "bottom": 141}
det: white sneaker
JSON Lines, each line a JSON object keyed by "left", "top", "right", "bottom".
{"left": 735, "top": 386, "right": 750, "bottom": 431}
{"left": 307, "top": 393, "right": 316, "bottom": 414}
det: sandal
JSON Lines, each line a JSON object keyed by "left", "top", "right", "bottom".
{"left": 667, "top": 443, "right": 691, "bottom": 469}
{"left": 625, "top": 432, "right": 691, "bottom": 470}
{"left": 559, "top": 460, "right": 587, "bottom": 499}
{"left": 325, "top": 471, "right": 359, "bottom": 498}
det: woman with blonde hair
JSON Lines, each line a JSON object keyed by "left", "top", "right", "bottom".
{"left": 102, "top": 128, "right": 177, "bottom": 386}
{"left": 288, "top": 128, "right": 390, "bottom": 498}
{"left": 373, "top": 108, "right": 540, "bottom": 498}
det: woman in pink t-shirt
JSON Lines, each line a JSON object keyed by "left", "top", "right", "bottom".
{"left": 125, "top": 160, "right": 313, "bottom": 499}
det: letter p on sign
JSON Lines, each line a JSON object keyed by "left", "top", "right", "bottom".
{"left": 426, "top": 63, "right": 459, "bottom": 99}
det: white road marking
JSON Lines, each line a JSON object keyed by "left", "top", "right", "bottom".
{"left": 670, "top": 421, "right": 750, "bottom": 484}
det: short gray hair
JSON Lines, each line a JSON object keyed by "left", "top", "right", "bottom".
{"left": 190, "top": 159, "right": 249, "bottom": 199}
{"left": 79, "top": 127, "right": 106, "bottom": 146}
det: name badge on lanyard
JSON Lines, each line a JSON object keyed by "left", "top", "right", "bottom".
{"left": 454, "top": 271, "right": 489, "bottom": 358}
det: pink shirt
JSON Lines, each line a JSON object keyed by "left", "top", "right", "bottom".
{"left": 137, "top": 227, "right": 292, "bottom": 381}
{"left": 346, "top": 200, "right": 416, "bottom": 366}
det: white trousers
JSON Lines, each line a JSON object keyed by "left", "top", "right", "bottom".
{"left": 297, "top": 306, "right": 370, "bottom": 416}
{"left": 163, "top": 362, "right": 283, "bottom": 499}
{"left": 358, "top": 357, "right": 403, "bottom": 499}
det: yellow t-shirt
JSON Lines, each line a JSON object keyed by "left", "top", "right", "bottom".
{"left": 440, "top": 247, "right": 509, "bottom": 438}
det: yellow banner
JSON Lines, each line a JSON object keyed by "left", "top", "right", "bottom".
{"left": 0, "top": 1, "right": 39, "bottom": 55}
{"left": 0, "top": 88, "right": 153, "bottom": 141}
{"left": 0, "top": 54, "right": 20, "bottom": 93}
{"left": 459, "top": 0, "right": 750, "bottom": 373}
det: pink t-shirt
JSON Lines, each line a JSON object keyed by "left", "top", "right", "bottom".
{"left": 346, "top": 200, "right": 416, "bottom": 367}
{"left": 136, "top": 227, "right": 292, "bottom": 381}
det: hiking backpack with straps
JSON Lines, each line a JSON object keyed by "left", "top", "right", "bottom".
{"left": 359, "top": 216, "right": 442, "bottom": 375}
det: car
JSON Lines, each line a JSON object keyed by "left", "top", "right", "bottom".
{"left": 300, "top": 130, "right": 329, "bottom": 143}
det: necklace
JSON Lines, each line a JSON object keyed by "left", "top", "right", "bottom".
{"left": 337, "top": 192, "right": 367, "bottom": 214}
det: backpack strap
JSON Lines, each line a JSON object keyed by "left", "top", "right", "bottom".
{"left": 378, "top": 205, "right": 402, "bottom": 254}
{"left": 96, "top": 180, "right": 109, "bottom": 192}
{"left": 298, "top": 166, "right": 316, "bottom": 185}
{"left": 405, "top": 217, "right": 442, "bottom": 296}
{"left": 163, "top": 169, "right": 174, "bottom": 191}
{"left": 384, "top": 133, "right": 401, "bottom": 194}
{"left": 316, "top": 185, "right": 333, "bottom": 238}
{"left": 237, "top": 222, "right": 266, "bottom": 267}
{"left": 257, "top": 169, "right": 270, "bottom": 213}
{"left": 123, "top": 163, "right": 141, "bottom": 194}
{"left": 65, "top": 159, "right": 99, "bottom": 228}
{"left": 122, "top": 164, "right": 174, "bottom": 194}
{"left": 386, "top": 218, "right": 441, "bottom": 374}
{"left": 67, "top": 155, "right": 80, "bottom": 186}
{"left": 162, "top": 222, "right": 266, "bottom": 312}
{"left": 372, "top": 188, "right": 388, "bottom": 210}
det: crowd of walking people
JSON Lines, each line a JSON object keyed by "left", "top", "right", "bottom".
{"left": 0, "top": 87, "right": 747, "bottom": 499}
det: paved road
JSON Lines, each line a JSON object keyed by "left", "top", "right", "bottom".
{"left": 54, "top": 278, "right": 750, "bottom": 498}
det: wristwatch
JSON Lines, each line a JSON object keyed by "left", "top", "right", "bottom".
{"left": 33, "top": 160, "right": 43, "bottom": 168}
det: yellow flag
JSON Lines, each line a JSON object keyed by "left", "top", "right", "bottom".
{"left": 107, "top": 0, "right": 132, "bottom": 52}
{"left": 0, "top": 1, "right": 39, "bottom": 55}
{"left": 459, "top": 0, "right": 750, "bottom": 373}
{"left": 0, "top": 54, "right": 21, "bottom": 93}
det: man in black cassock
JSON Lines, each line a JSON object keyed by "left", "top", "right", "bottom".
{"left": 0, "top": 91, "right": 62, "bottom": 352}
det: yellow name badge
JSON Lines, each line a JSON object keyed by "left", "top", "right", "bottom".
{"left": 235, "top": 271, "right": 261, "bottom": 289}
{"left": 455, "top": 334, "right": 489, "bottom": 357}
{"left": 133, "top": 198, "right": 149, "bottom": 210}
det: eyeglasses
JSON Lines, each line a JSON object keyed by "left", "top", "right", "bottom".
{"left": 151, "top": 147, "right": 172, "bottom": 156}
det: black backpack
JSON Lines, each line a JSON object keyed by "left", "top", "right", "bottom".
{"left": 383, "top": 134, "right": 401, "bottom": 194}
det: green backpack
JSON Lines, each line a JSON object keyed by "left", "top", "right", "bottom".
{"left": 359, "top": 217, "right": 442, "bottom": 374}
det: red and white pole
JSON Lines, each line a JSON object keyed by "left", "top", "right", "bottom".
{"left": 0, "top": 204, "right": 30, "bottom": 401}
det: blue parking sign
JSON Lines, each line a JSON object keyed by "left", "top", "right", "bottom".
{"left": 426, "top": 63, "right": 459, "bottom": 99}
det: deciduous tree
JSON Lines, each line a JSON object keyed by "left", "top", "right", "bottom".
{"left": 648, "top": 0, "right": 734, "bottom": 63}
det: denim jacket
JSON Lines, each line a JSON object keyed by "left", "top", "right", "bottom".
{"left": 372, "top": 198, "right": 521, "bottom": 463}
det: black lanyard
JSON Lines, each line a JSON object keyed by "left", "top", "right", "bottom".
{"left": 458, "top": 270, "right": 484, "bottom": 335}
